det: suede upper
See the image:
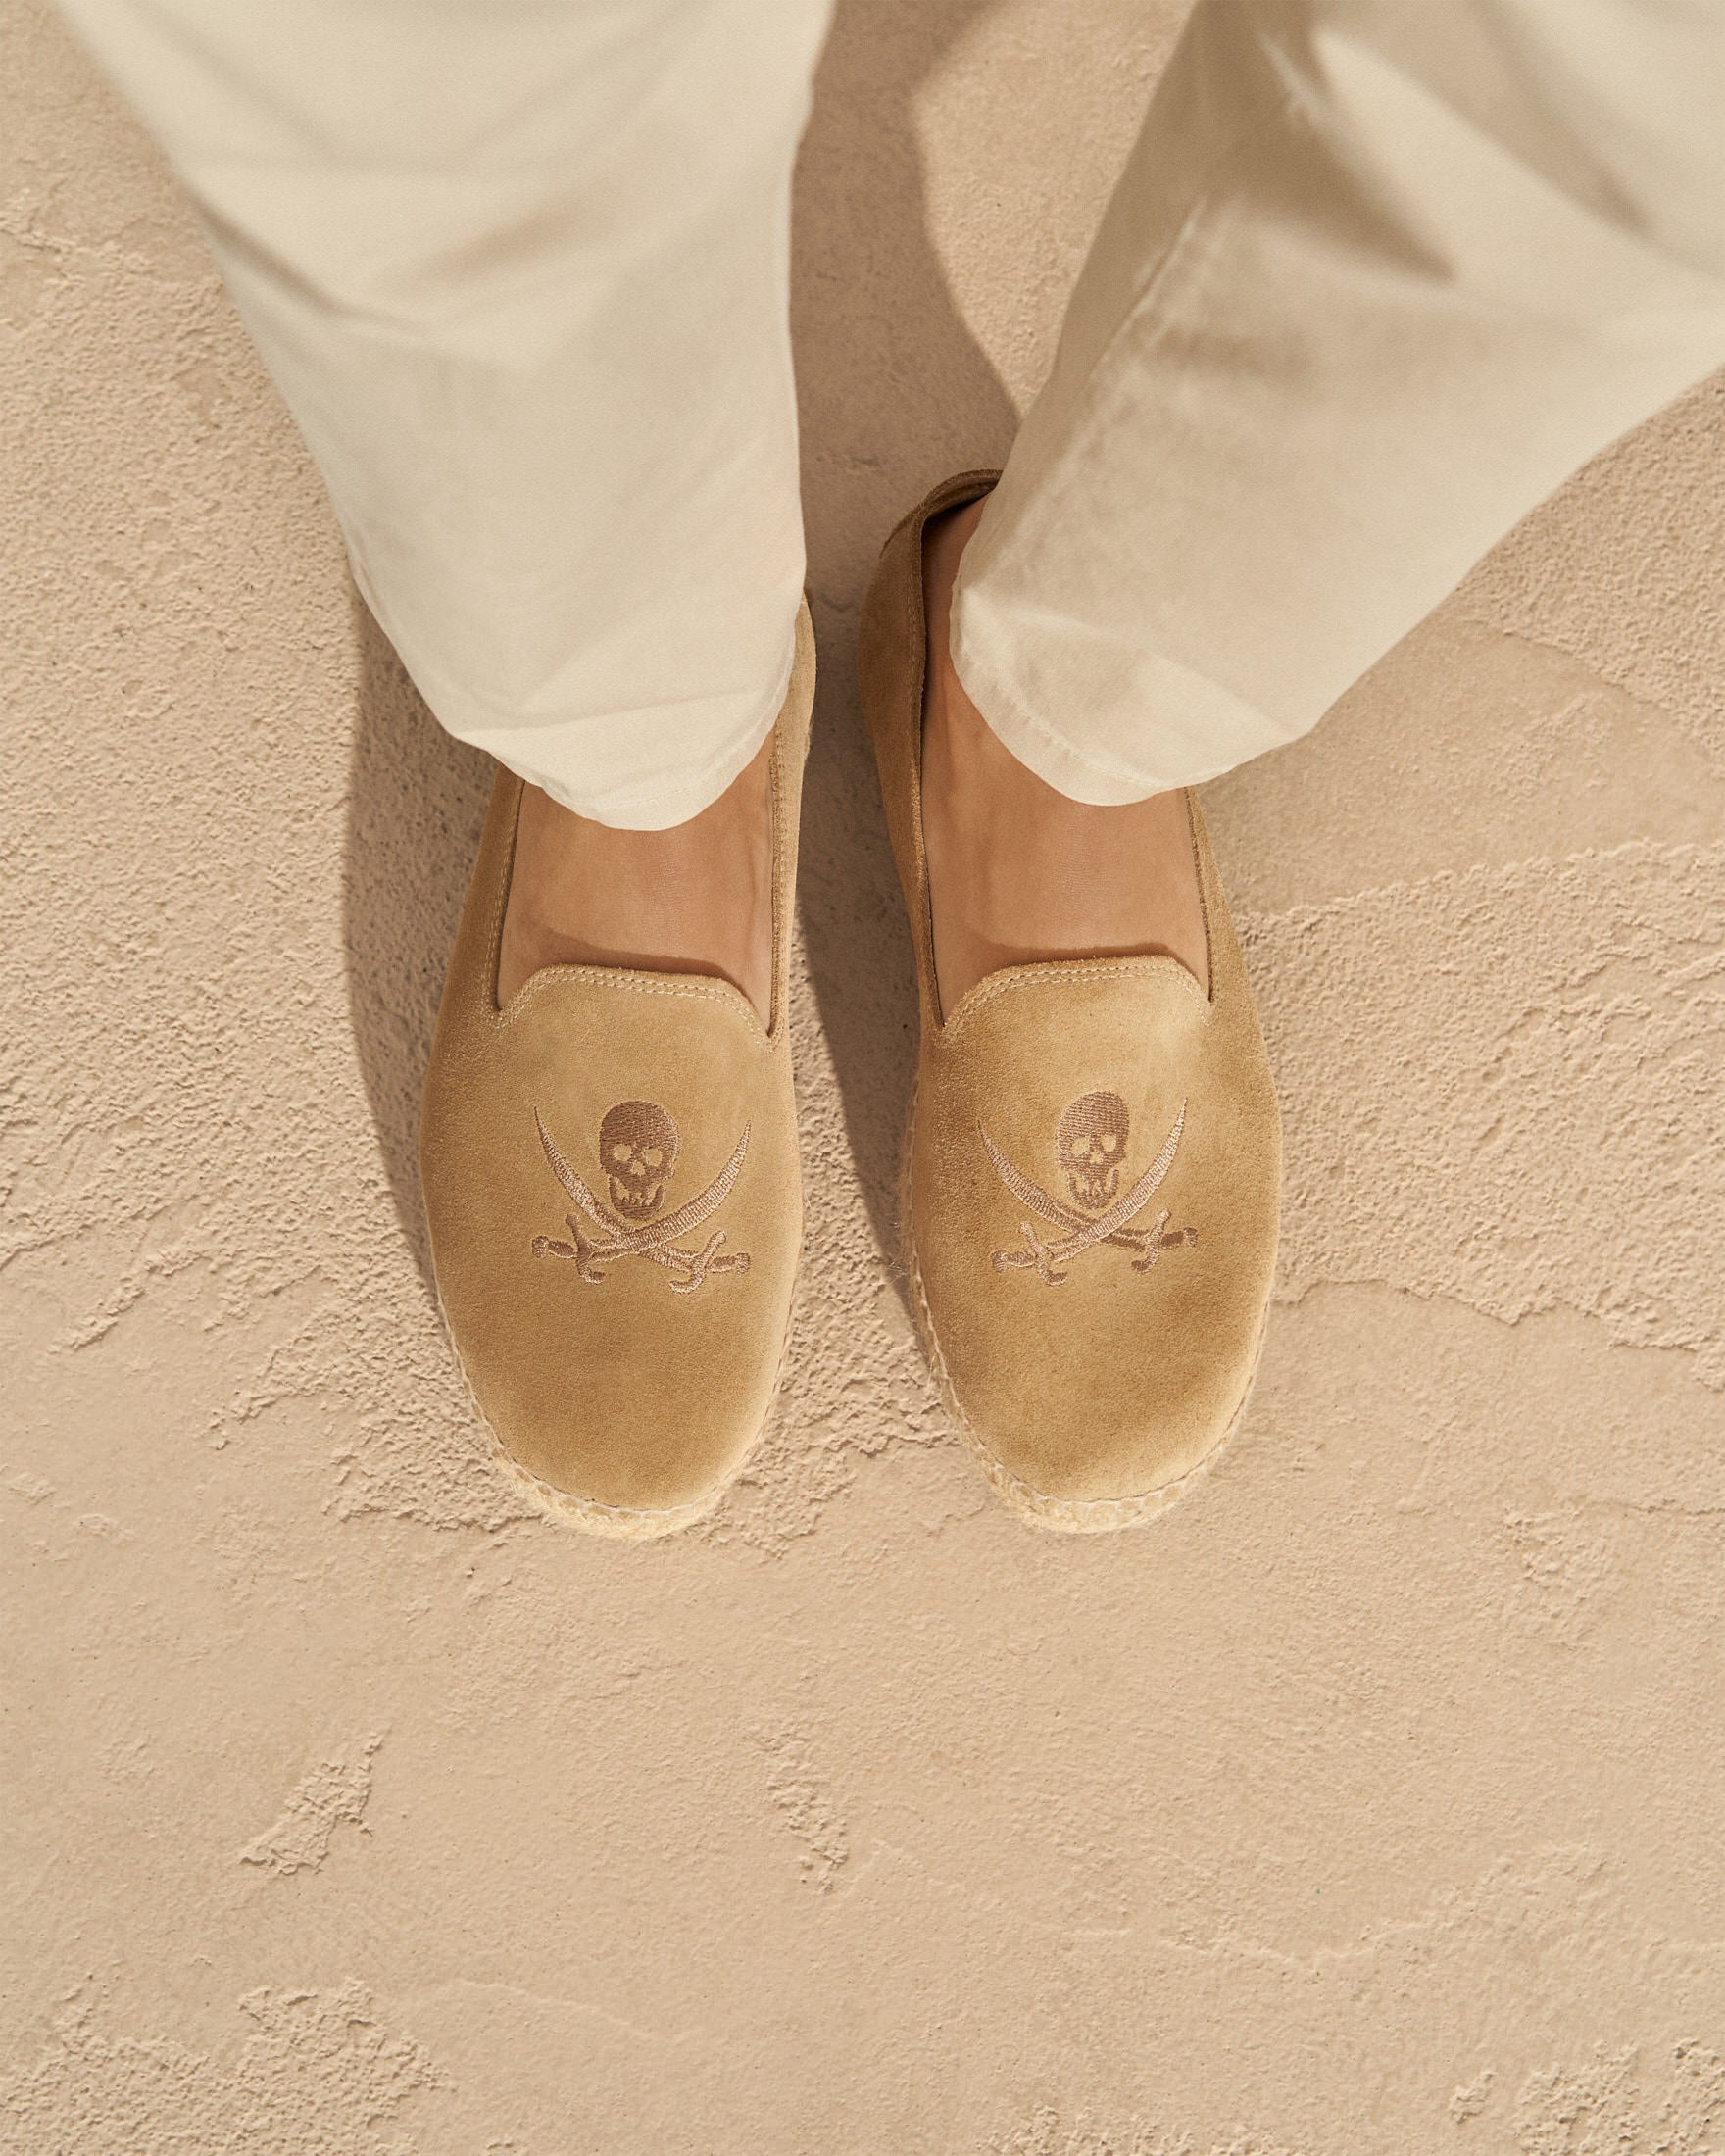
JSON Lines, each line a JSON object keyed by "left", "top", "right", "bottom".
{"left": 862, "top": 475, "right": 1281, "bottom": 1521}
{"left": 419, "top": 603, "right": 814, "bottom": 1528}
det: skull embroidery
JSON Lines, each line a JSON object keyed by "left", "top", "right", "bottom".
{"left": 598, "top": 1100, "right": 678, "bottom": 1221}
{"left": 1057, "top": 1090, "right": 1130, "bottom": 1211}
{"left": 533, "top": 1102, "right": 751, "bottom": 1293}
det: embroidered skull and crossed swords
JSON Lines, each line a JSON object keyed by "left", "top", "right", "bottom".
{"left": 531, "top": 1101, "right": 750, "bottom": 1294}
{"left": 981, "top": 1089, "right": 1195, "bottom": 1287}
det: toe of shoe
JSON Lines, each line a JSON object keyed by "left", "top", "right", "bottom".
{"left": 468, "top": 1328, "right": 785, "bottom": 1531}
{"left": 915, "top": 1255, "right": 1266, "bottom": 1529}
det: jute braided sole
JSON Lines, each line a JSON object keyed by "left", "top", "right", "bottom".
{"left": 899, "top": 1085, "right": 1265, "bottom": 1534}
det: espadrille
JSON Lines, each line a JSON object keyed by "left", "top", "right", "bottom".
{"left": 860, "top": 474, "right": 1280, "bottom": 1532}
{"left": 419, "top": 603, "right": 814, "bottom": 1539}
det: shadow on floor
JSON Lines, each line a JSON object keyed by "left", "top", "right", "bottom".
{"left": 341, "top": 596, "right": 490, "bottom": 1303}
{"left": 792, "top": 0, "right": 1017, "bottom": 1285}
{"left": 339, "top": 0, "right": 1018, "bottom": 1303}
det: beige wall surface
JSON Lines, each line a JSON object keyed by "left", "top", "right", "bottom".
{"left": 4, "top": 2, "right": 1724, "bottom": 2150}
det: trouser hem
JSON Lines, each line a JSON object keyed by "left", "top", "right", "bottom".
{"left": 399, "top": 610, "right": 802, "bottom": 832}
{"left": 947, "top": 614, "right": 1283, "bottom": 804}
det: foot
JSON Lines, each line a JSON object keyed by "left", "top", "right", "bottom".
{"left": 421, "top": 607, "right": 815, "bottom": 1535}
{"left": 497, "top": 734, "right": 775, "bottom": 1024}
{"left": 919, "top": 497, "right": 1209, "bottom": 1019}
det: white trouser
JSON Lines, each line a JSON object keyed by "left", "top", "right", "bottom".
{"left": 58, "top": 0, "right": 1725, "bottom": 826}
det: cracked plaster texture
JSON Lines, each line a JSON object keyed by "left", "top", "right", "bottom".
{"left": 3, "top": 0, "right": 1723, "bottom": 2149}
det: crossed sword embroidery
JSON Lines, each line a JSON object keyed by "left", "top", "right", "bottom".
{"left": 981, "top": 1101, "right": 1194, "bottom": 1287}
{"left": 531, "top": 1110, "right": 752, "bottom": 1294}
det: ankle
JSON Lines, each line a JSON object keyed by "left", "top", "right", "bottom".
{"left": 496, "top": 741, "right": 776, "bottom": 1021}
{"left": 918, "top": 500, "right": 1209, "bottom": 1011}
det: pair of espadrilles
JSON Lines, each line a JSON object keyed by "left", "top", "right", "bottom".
{"left": 419, "top": 474, "right": 1281, "bottom": 1538}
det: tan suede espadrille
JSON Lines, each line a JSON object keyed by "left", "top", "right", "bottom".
{"left": 861, "top": 475, "right": 1280, "bottom": 1532}
{"left": 420, "top": 603, "right": 814, "bottom": 1539}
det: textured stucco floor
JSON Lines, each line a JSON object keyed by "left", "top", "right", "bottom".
{"left": 5, "top": 3, "right": 1725, "bottom": 2150}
